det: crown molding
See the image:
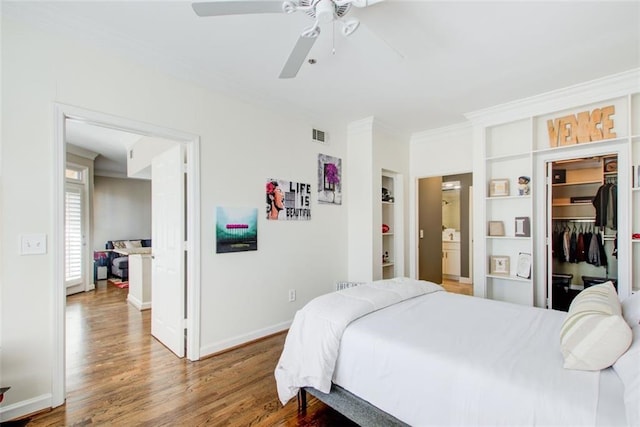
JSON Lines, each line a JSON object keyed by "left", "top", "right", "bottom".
{"left": 465, "top": 68, "right": 640, "bottom": 127}
{"left": 410, "top": 121, "right": 472, "bottom": 144}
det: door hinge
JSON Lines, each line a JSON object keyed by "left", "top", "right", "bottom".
{"left": 183, "top": 241, "right": 189, "bottom": 251}
{"left": 182, "top": 163, "right": 188, "bottom": 173}
{"left": 183, "top": 318, "right": 188, "bottom": 329}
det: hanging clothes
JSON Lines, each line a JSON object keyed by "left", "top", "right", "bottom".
{"left": 576, "top": 230, "right": 586, "bottom": 262}
{"left": 593, "top": 183, "right": 617, "bottom": 229}
{"left": 569, "top": 229, "right": 578, "bottom": 263}
{"left": 587, "top": 231, "right": 601, "bottom": 266}
{"left": 563, "top": 228, "right": 571, "bottom": 262}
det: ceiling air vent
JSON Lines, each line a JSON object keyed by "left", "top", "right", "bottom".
{"left": 312, "top": 128, "right": 328, "bottom": 144}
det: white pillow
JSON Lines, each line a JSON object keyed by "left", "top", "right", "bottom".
{"left": 613, "top": 324, "right": 640, "bottom": 427}
{"left": 622, "top": 291, "right": 640, "bottom": 327}
{"left": 124, "top": 240, "right": 142, "bottom": 248}
{"left": 560, "top": 282, "right": 632, "bottom": 371}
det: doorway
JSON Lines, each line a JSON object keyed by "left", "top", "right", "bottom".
{"left": 417, "top": 173, "right": 473, "bottom": 292}
{"left": 547, "top": 154, "right": 618, "bottom": 311}
{"left": 53, "top": 104, "right": 201, "bottom": 407}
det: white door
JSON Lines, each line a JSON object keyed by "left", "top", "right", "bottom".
{"left": 151, "top": 144, "right": 185, "bottom": 357}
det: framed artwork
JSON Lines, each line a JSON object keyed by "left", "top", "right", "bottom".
{"left": 488, "top": 221, "right": 505, "bottom": 236}
{"left": 317, "top": 154, "right": 342, "bottom": 205}
{"left": 516, "top": 252, "right": 532, "bottom": 279}
{"left": 489, "top": 179, "right": 510, "bottom": 197}
{"left": 490, "top": 255, "right": 510, "bottom": 275}
{"left": 514, "top": 217, "right": 531, "bottom": 237}
{"left": 266, "top": 178, "right": 312, "bottom": 221}
{"left": 216, "top": 207, "right": 258, "bottom": 253}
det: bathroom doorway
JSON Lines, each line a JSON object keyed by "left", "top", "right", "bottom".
{"left": 418, "top": 173, "right": 473, "bottom": 293}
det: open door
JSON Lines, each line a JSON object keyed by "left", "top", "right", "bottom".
{"left": 418, "top": 176, "right": 443, "bottom": 283}
{"left": 151, "top": 145, "right": 185, "bottom": 357}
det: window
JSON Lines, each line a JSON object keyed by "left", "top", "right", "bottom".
{"left": 65, "top": 183, "right": 83, "bottom": 286}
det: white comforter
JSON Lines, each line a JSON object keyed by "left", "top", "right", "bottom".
{"left": 274, "top": 277, "right": 443, "bottom": 405}
{"left": 333, "top": 291, "right": 612, "bottom": 426}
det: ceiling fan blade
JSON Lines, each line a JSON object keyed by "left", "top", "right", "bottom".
{"left": 192, "top": 1, "right": 284, "bottom": 17}
{"left": 279, "top": 35, "right": 317, "bottom": 79}
{"left": 348, "top": 0, "right": 384, "bottom": 7}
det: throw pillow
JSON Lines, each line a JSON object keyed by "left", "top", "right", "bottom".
{"left": 560, "top": 282, "right": 632, "bottom": 370}
{"left": 124, "top": 240, "right": 142, "bottom": 248}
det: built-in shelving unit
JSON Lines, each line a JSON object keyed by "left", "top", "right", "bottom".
{"left": 472, "top": 75, "right": 638, "bottom": 308}
{"left": 381, "top": 172, "right": 399, "bottom": 279}
{"left": 483, "top": 119, "right": 534, "bottom": 306}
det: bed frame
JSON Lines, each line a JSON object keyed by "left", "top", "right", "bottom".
{"left": 298, "top": 384, "right": 409, "bottom": 426}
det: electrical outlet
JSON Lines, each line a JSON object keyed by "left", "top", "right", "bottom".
{"left": 288, "top": 289, "right": 296, "bottom": 302}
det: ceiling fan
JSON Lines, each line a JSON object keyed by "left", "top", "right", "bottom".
{"left": 192, "top": 0, "right": 384, "bottom": 78}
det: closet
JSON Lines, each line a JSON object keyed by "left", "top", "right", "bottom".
{"left": 550, "top": 155, "right": 618, "bottom": 311}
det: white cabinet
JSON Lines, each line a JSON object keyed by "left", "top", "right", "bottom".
{"left": 442, "top": 241, "right": 461, "bottom": 277}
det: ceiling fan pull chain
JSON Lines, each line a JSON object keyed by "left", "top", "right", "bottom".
{"left": 332, "top": 21, "right": 336, "bottom": 55}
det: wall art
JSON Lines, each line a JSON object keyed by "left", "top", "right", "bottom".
{"left": 266, "top": 178, "right": 311, "bottom": 220}
{"left": 216, "top": 207, "right": 258, "bottom": 253}
{"left": 317, "top": 154, "right": 342, "bottom": 205}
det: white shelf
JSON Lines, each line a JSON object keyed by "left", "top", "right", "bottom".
{"left": 486, "top": 235, "right": 531, "bottom": 240}
{"left": 382, "top": 233, "right": 394, "bottom": 236}
{"left": 486, "top": 195, "right": 531, "bottom": 201}
{"left": 552, "top": 180, "right": 601, "bottom": 187}
{"left": 486, "top": 274, "right": 531, "bottom": 283}
{"left": 486, "top": 152, "right": 530, "bottom": 162}
{"left": 382, "top": 201, "right": 394, "bottom": 205}
{"left": 382, "top": 262, "right": 394, "bottom": 268}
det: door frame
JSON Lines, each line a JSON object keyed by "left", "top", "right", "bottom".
{"left": 533, "top": 140, "right": 630, "bottom": 309}
{"left": 52, "top": 103, "right": 201, "bottom": 406}
{"left": 411, "top": 171, "right": 473, "bottom": 283}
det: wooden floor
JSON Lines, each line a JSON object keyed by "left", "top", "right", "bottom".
{"left": 441, "top": 278, "right": 473, "bottom": 296}
{"left": 23, "top": 281, "right": 356, "bottom": 427}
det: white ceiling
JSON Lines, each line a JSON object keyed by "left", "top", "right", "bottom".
{"left": 4, "top": 0, "right": 640, "bottom": 170}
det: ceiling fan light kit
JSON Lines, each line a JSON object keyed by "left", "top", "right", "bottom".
{"left": 192, "top": 0, "right": 383, "bottom": 78}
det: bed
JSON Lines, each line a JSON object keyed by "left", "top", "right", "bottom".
{"left": 275, "top": 278, "right": 639, "bottom": 426}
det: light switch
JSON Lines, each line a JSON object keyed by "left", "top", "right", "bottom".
{"left": 419, "top": 229, "right": 424, "bottom": 239}
{"left": 20, "top": 234, "right": 47, "bottom": 255}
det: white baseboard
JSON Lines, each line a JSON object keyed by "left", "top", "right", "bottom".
{"left": 199, "top": 321, "right": 291, "bottom": 358}
{"left": 127, "top": 295, "right": 151, "bottom": 311}
{"left": 0, "top": 393, "right": 52, "bottom": 422}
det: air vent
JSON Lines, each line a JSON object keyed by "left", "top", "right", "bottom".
{"left": 312, "top": 128, "right": 328, "bottom": 144}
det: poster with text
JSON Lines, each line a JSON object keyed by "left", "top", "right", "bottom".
{"left": 266, "top": 178, "right": 312, "bottom": 220}
{"left": 317, "top": 154, "right": 342, "bottom": 205}
{"left": 216, "top": 207, "right": 258, "bottom": 253}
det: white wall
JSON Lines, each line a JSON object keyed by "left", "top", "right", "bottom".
{"left": 93, "top": 176, "right": 152, "bottom": 251}
{"left": 128, "top": 136, "right": 179, "bottom": 178}
{"left": 1, "top": 17, "right": 348, "bottom": 417}
{"left": 408, "top": 124, "right": 473, "bottom": 279}
{"left": 346, "top": 118, "right": 411, "bottom": 282}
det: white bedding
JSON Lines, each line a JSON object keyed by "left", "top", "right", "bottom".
{"left": 333, "top": 291, "right": 627, "bottom": 426}
{"left": 274, "top": 278, "right": 444, "bottom": 405}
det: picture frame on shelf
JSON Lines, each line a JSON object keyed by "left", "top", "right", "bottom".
{"left": 490, "top": 255, "right": 510, "bottom": 275}
{"left": 489, "top": 179, "right": 510, "bottom": 197}
{"left": 516, "top": 252, "right": 532, "bottom": 279}
{"left": 514, "top": 217, "right": 530, "bottom": 237}
{"left": 488, "top": 221, "right": 505, "bottom": 236}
